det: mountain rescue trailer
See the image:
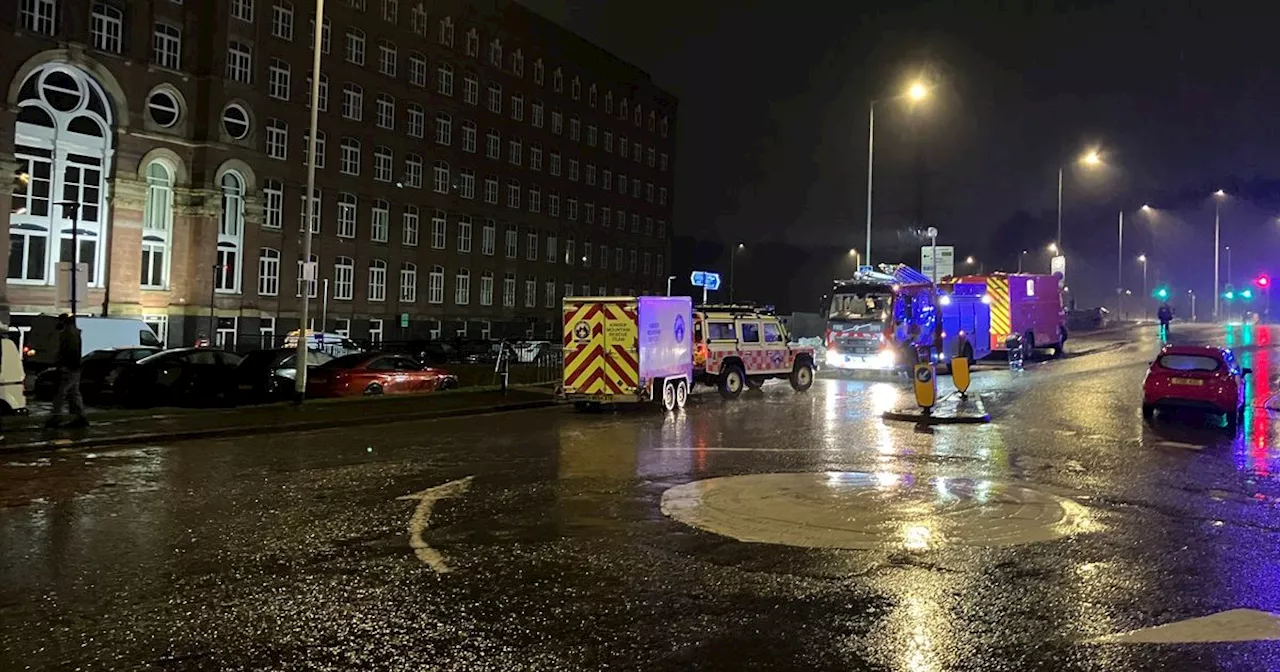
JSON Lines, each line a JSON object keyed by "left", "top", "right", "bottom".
{"left": 561, "top": 296, "right": 694, "bottom": 411}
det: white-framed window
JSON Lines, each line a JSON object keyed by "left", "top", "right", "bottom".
{"left": 487, "top": 83, "right": 502, "bottom": 113}
{"left": 604, "top": 131, "right": 613, "bottom": 153}
{"left": 465, "top": 27, "right": 478, "bottom": 57}
{"left": 305, "top": 73, "right": 328, "bottom": 111}
{"left": 615, "top": 207, "right": 624, "bottom": 229}
{"left": 431, "top": 209, "right": 447, "bottom": 249}
{"left": 297, "top": 253, "right": 318, "bottom": 298}
{"left": 480, "top": 271, "right": 494, "bottom": 306}
{"left": 378, "top": 40, "right": 397, "bottom": 77}
{"left": 371, "top": 199, "right": 389, "bottom": 241}
{"left": 570, "top": 116, "right": 581, "bottom": 141}
{"left": 404, "top": 154, "right": 422, "bottom": 188}
{"left": 263, "top": 179, "right": 283, "bottom": 229}
{"left": 227, "top": 41, "right": 253, "bottom": 84}
{"left": 501, "top": 272, "right": 516, "bottom": 307}
{"left": 553, "top": 67, "right": 563, "bottom": 92}
{"left": 464, "top": 75, "right": 479, "bottom": 105}
{"left": 529, "top": 144, "right": 543, "bottom": 171}
{"left": 299, "top": 187, "right": 321, "bottom": 233}
{"left": 603, "top": 170, "right": 611, "bottom": 191}
{"left": 339, "top": 137, "right": 360, "bottom": 175}
{"left": 509, "top": 138, "right": 523, "bottom": 166}
{"left": 549, "top": 152, "right": 561, "bottom": 176}
{"left": 511, "top": 95, "right": 524, "bottom": 122}
{"left": 505, "top": 224, "right": 518, "bottom": 259}
{"left": 258, "top": 247, "right": 280, "bottom": 296}
{"left": 368, "top": 259, "right": 387, "bottom": 301}
{"left": 482, "top": 220, "right": 496, "bottom": 255}
{"left": 629, "top": 249, "right": 637, "bottom": 273}
{"left": 309, "top": 15, "right": 331, "bottom": 53}
{"left": 589, "top": 84, "right": 597, "bottom": 108}
{"left": 369, "top": 318, "right": 384, "bottom": 346}
{"left": 571, "top": 76, "right": 581, "bottom": 100}
{"left": 657, "top": 220, "right": 666, "bottom": 239}
{"left": 428, "top": 265, "right": 445, "bottom": 304}
{"left": 380, "top": 0, "right": 397, "bottom": 21}
{"left": 154, "top": 23, "right": 182, "bottom": 69}
{"left": 633, "top": 142, "right": 642, "bottom": 163}
{"left": 534, "top": 58, "right": 544, "bottom": 85}
{"left": 551, "top": 111, "right": 563, "bottom": 135}
{"left": 216, "top": 172, "right": 246, "bottom": 293}
{"left": 400, "top": 262, "right": 417, "bottom": 302}
{"left": 648, "top": 147, "right": 656, "bottom": 168}
{"left": 656, "top": 254, "right": 664, "bottom": 275}
{"left": 437, "top": 15, "right": 453, "bottom": 46}
{"left": 376, "top": 93, "right": 395, "bottom": 129}
{"left": 587, "top": 125, "right": 598, "bottom": 148}
{"left": 598, "top": 244, "right": 608, "bottom": 269}
{"left": 409, "top": 52, "right": 427, "bottom": 86}
{"left": 342, "top": 83, "right": 363, "bottom": 120}
{"left": 337, "top": 192, "right": 357, "bottom": 237}
{"left": 486, "top": 130, "right": 501, "bottom": 159}
{"left": 644, "top": 216, "right": 653, "bottom": 235}
{"left": 526, "top": 230, "right": 538, "bottom": 260}
{"left": 407, "top": 103, "right": 425, "bottom": 138}
{"left": 435, "top": 113, "right": 452, "bottom": 145}
{"left": 567, "top": 198, "right": 578, "bottom": 221}
{"left": 455, "top": 268, "right": 471, "bottom": 305}
{"left": 488, "top": 38, "right": 502, "bottom": 66}
{"left": 563, "top": 236, "right": 574, "bottom": 266}
{"left": 411, "top": 4, "right": 427, "bottom": 35}
{"left": 632, "top": 179, "right": 641, "bottom": 198}
{"left": 614, "top": 248, "right": 622, "bottom": 271}
{"left": 456, "top": 215, "right": 473, "bottom": 252}
{"left": 506, "top": 180, "right": 520, "bottom": 209}
{"left": 402, "top": 205, "right": 419, "bottom": 246}
{"left": 462, "top": 121, "right": 477, "bottom": 152}
{"left": 231, "top": 0, "right": 254, "bottom": 22}
{"left": 532, "top": 101, "right": 544, "bottom": 128}
{"left": 643, "top": 252, "right": 652, "bottom": 275}
{"left": 584, "top": 202, "right": 594, "bottom": 224}
{"left": 147, "top": 88, "right": 181, "bottom": 128}
{"left": 524, "top": 277, "right": 537, "bottom": 308}
{"left": 432, "top": 161, "right": 450, "bottom": 194}
{"left": 545, "top": 280, "right": 557, "bottom": 308}
{"left": 334, "top": 256, "right": 354, "bottom": 300}
{"left": 512, "top": 49, "right": 524, "bottom": 76}
{"left": 459, "top": 169, "right": 475, "bottom": 199}
{"left": 661, "top": 115, "right": 670, "bottom": 137}
{"left": 586, "top": 163, "right": 596, "bottom": 186}
{"left": 266, "top": 119, "right": 288, "bottom": 159}
{"left": 437, "top": 62, "right": 454, "bottom": 95}
{"left": 141, "top": 161, "right": 174, "bottom": 289}
{"left": 545, "top": 234, "right": 558, "bottom": 264}
{"left": 222, "top": 103, "right": 250, "bottom": 140}
{"left": 346, "top": 28, "right": 365, "bottom": 65}
{"left": 484, "top": 176, "right": 498, "bottom": 204}
{"left": 528, "top": 186, "right": 541, "bottom": 213}
{"left": 272, "top": 1, "right": 294, "bottom": 39}
{"left": 20, "top": 0, "right": 57, "bottom": 35}
{"left": 91, "top": 2, "right": 124, "bottom": 54}
{"left": 268, "top": 59, "right": 291, "bottom": 100}
{"left": 568, "top": 160, "right": 579, "bottom": 182}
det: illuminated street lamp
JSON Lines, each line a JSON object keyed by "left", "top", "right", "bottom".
{"left": 865, "top": 79, "right": 931, "bottom": 267}
{"left": 1137, "top": 254, "right": 1148, "bottom": 317}
{"left": 730, "top": 243, "right": 744, "bottom": 302}
{"left": 1056, "top": 149, "right": 1103, "bottom": 267}
{"left": 1213, "top": 189, "right": 1227, "bottom": 320}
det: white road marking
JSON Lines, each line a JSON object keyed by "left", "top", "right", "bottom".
{"left": 397, "top": 475, "right": 474, "bottom": 573}
{"left": 1088, "top": 609, "right": 1280, "bottom": 644}
{"left": 654, "top": 447, "right": 820, "bottom": 453}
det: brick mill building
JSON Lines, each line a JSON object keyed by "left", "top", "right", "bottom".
{"left": 1, "top": 0, "right": 676, "bottom": 347}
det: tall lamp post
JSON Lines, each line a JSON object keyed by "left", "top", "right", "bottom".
{"left": 1213, "top": 189, "right": 1226, "bottom": 320}
{"left": 729, "top": 243, "right": 743, "bottom": 302}
{"left": 1018, "top": 250, "right": 1028, "bottom": 273}
{"left": 865, "top": 80, "right": 929, "bottom": 267}
{"left": 1137, "top": 254, "right": 1148, "bottom": 318}
{"left": 295, "top": 0, "right": 327, "bottom": 401}
{"left": 1057, "top": 150, "right": 1102, "bottom": 254}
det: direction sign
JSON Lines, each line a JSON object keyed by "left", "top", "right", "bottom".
{"left": 690, "top": 270, "right": 721, "bottom": 291}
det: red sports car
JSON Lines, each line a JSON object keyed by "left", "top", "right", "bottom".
{"left": 1142, "top": 344, "right": 1250, "bottom": 426}
{"left": 306, "top": 353, "right": 458, "bottom": 398}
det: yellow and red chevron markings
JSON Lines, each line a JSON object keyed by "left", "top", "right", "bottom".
{"left": 562, "top": 300, "right": 639, "bottom": 396}
{"left": 985, "top": 275, "right": 1012, "bottom": 350}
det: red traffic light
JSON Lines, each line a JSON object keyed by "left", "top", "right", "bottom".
{"left": 1257, "top": 274, "right": 1271, "bottom": 288}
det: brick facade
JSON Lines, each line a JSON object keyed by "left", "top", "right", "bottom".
{"left": 1, "top": 0, "right": 676, "bottom": 347}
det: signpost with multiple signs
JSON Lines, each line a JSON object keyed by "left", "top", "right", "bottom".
{"left": 920, "top": 245, "right": 955, "bottom": 282}
{"left": 690, "top": 270, "right": 722, "bottom": 303}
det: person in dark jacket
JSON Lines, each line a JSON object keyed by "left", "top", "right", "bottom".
{"left": 47, "top": 314, "right": 87, "bottom": 428}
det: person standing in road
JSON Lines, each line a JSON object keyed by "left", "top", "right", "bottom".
{"left": 47, "top": 314, "right": 88, "bottom": 428}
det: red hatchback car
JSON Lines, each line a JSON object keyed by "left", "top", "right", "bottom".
{"left": 306, "top": 353, "right": 459, "bottom": 398}
{"left": 1142, "top": 344, "right": 1250, "bottom": 426}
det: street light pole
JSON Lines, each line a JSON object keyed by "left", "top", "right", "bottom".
{"left": 666, "top": 275, "right": 676, "bottom": 296}
{"left": 1056, "top": 166, "right": 1063, "bottom": 254}
{"left": 1139, "top": 254, "right": 1148, "bottom": 318}
{"left": 864, "top": 100, "right": 876, "bottom": 268}
{"left": 1225, "top": 245, "right": 1232, "bottom": 291}
{"left": 729, "top": 243, "right": 743, "bottom": 302}
{"left": 296, "top": 0, "right": 326, "bottom": 401}
{"left": 1213, "top": 192, "right": 1223, "bottom": 320}
{"left": 1117, "top": 209, "right": 1124, "bottom": 319}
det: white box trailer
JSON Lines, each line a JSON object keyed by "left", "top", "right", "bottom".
{"left": 561, "top": 296, "right": 693, "bottom": 410}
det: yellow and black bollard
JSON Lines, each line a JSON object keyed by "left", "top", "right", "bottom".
{"left": 913, "top": 362, "right": 937, "bottom": 414}
{"left": 952, "top": 355, "right": 971, "bottom": 397}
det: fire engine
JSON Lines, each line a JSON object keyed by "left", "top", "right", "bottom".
{"left": 943, "top": 273, "right": 1067, "bottom": 356}
{"left": 692, "top": 305, "right": 816, "bottom": 399}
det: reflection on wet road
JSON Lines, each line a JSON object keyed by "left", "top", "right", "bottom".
{"left": 5, "top": 325, "right": 1280, "bottom": 670}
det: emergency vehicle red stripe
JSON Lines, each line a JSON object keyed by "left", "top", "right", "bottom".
{"left": 563, "top": 344, "right": 586, "bottom": 369}
{"left": 602, "top": 371, "right": 623, "bottom": 394}
{"left": 611, "top": 344, "right": 638, "bottom": 372}
{"left": 577, "top": 366, "right": 606, "bottom": 393}
{"left": 564, "top": 345, "right": 603, "bottom": 384}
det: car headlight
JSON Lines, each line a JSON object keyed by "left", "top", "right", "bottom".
{"left": 877, "top": 349, "right": 897, "bottom": 364}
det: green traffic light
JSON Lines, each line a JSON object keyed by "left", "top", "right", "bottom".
{"left": 1225, "top": 291, "right": 1236, "bottom": 300}
{"left": 1243, "top": 289, "right": 1254, "bottom": 300}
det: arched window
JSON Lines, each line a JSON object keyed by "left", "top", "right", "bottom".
{"left": 141, "top": 161, "right": 174, "bottom": 289}
{"left": 400, "top": 262, "right": 417, "bottom": 302}
{"left": 368, "top": 259, "right": 387, "bottom": 302}
{"left": 10, "top": 64, "right": 114, "bottom": 287}
{"left": 216, "top": 171, "right": 245, "bottom": 293}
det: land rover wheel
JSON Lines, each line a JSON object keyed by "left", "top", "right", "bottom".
{"left": 790, "top": 360, "right": 815, "bottom": 392}
{"left": 718, "top": 365, "right": 746, "bottom": 400}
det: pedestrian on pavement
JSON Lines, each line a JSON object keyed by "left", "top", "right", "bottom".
{"left": 47, "top": 313, "right": 88, "bottom": 429}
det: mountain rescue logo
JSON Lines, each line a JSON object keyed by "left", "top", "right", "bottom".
{"left": 674, "top": 314, "right": 686, "bottom": 343}
{"left": 573, "top": 320, "right": 591, "bottom": 342}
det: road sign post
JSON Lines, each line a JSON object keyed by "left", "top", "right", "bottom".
{"left": 690, "top": 270, "right": 721, "bottom": 305}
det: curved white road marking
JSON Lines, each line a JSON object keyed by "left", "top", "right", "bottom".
{"left": 397, "top": 475, "right": 474, "bottom": 573}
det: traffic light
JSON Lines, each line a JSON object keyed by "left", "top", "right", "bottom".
{"left": 1242, "top": 288, "right": 1254, "bottom": 301}
{"left": 1154, "top": 286, "right": 1169, "bottom": 300}
{"left": 1257, "top": 274, "right": 1271, "bottom": 289}
{"left": 1224, "top": 290, "right": 1236, "bottom": 301}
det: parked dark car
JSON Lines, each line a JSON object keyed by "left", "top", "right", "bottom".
{"left": 234, "top": 348, "right": 334, "bottom": 403}
{"left": 116, "top": 348, "right": 244, "bottom": 408}
{"left": 32, "top": 346, "right": 160, "bottom": 402}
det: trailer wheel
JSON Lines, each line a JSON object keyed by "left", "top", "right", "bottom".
{"left": 790, "top": 359, "right": 815, "bottom": 392}
{"left": 718, "top": 365, "right": 746, "bottom": 400}
{"left": 675, "top": 379, "right": 689, "bottom": 409}
{"left": 661, "top": 379, "right": 677, "bottom": 411}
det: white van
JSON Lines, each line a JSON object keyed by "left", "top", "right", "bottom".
{"left": 24, "top": 316, "right": 163, "bottom": 370}
{"left": 282, "top": 330, "right": 364, "bottom": 357}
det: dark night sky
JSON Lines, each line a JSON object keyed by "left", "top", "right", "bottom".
{"left": 521, "top": 0, "right": 1280, "bottom": 309}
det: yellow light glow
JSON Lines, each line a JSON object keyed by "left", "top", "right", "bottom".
{"left": 1081, "top": 151, "right": 1102, "bottom": 166}
{"left": 907, "top": 82, "right": 928, "bottom": 101}
{"left": 904, "top": 524, "right": 932, "bottom": 551}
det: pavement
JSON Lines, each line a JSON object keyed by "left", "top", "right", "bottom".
{"left": 6, "top": 323, "right": 1280, "bottom": 670}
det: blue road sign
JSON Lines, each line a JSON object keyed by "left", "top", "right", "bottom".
{"left": 690, "top": 270, "right": 722, "bottom": 290}
{"left": 858, "top": 265, "right": 874, "bottom": 274}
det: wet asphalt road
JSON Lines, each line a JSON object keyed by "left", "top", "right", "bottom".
{"left": 4, "top": 324, "right": 1280, "bottom": 671}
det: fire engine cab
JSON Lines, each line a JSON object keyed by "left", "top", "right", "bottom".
{"left": 692, "top": 305, "right": 817, "bottom": 399}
